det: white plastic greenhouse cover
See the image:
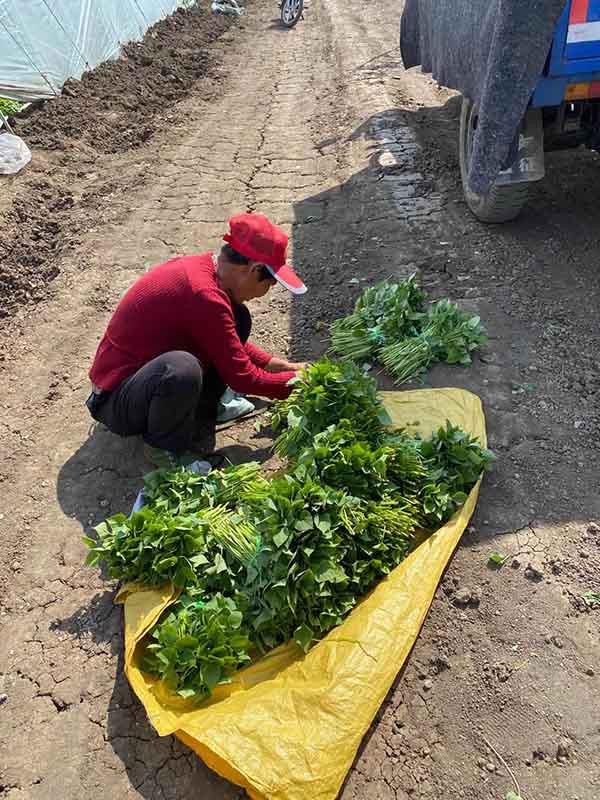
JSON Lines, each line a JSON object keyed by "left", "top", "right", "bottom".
{"left": 0, "top": 0, "right": 187, "bottom": 102}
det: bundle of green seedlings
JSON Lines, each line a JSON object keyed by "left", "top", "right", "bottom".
{"left": 330, "top": 276, "right": 487, "bottom": 384}
{"left": 85, "top": 359, "right": 492, "bottom": 702}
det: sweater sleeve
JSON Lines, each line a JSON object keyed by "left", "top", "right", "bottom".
{"left": 245, "top": 341, "right": 273, "bottom": 368}
{"left": 193, "top": 291, "right": 295, "bottom": 399}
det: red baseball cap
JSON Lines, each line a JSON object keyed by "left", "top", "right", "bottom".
{"left": 223, "top": 212, "right": 307, "bottom": 295}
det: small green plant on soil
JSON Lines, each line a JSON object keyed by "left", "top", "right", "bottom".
{"left": 583, "top": 590, "right": 600, "bottom": 608}
{"left": 488, "top": 551, "right": 507, "bottom": 568}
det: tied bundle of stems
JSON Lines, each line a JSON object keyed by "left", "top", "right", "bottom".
{"left": 205, "top": 462, "right": 265, "bottom": 506}
{"left": 331, "top": 277, "right": 487, "bottom": 385}
{"left": 0, "top": 97, "right": 23, "bottom": 116}
{"left": 271, "top": 358, "right": 388, "bottom": 460}
{"left": 379, "top": 298, "right": 487, "bottom": 384}
{"left": 208, "top": 507, "right": 261, "bottom": 565}
{"left": 330, "top": 276, "right": 426, "bottom": 363}
{"left": 379, "top": 337, "right": 432, "bottom": 384}
{"left": 142, "top": 593, "right": 252, "bottom": 701}
{"left": 329, "top": 317, "right": 373, "bottom": 362}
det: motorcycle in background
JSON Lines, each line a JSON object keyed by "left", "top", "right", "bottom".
{"left": 280, "top": 0, "right": 304, "bottom": 28}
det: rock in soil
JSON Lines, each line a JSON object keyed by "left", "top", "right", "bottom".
{"left": 557, "top": 737, "right": 573, "bottom": 762}
{"left": 452, "top": 587, "right": 480, "bottom": 607}
{"left": 524, "top": 561, "right": 544, "bottom": 581}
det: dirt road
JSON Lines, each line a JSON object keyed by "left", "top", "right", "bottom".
{"left": 1, "top": 0, "right": 599, "bottom": 798}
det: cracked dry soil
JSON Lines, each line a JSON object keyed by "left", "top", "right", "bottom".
{"left": 1, "top": 0, "right": 599, "bottom": 799}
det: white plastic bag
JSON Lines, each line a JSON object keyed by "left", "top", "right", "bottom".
{"left": 0, "top": 133, "right": 31, "bottom": 175}
{"left": 211, "top": 0, "right": 244, "bottom": 16}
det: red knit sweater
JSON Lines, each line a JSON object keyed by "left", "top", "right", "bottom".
{"left": 89, "top": 253, "right": 295, "bottom": 399}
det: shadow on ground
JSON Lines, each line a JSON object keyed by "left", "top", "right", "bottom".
{"left": 55, "top": 413, "right": 273, "bottom": 532}
{"left": 56, "top": 423, "right": 146, "bottom": 533}
{"left": 50, "top": 588, "right": 123, "bottom": 650}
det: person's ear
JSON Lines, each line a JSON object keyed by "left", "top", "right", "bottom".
{"left": 249, "top": 262, "right": 262, "bottom": 278}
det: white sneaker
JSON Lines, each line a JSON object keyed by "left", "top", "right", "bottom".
{"left": 216, "top": 387, "right": 255, "bottom": 423}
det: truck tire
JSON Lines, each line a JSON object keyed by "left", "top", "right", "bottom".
{"left": 459, "top": 97, "right": 529, "bottom": 223}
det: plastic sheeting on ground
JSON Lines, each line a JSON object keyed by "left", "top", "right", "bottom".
{"left": 0, "top": 0, "right": 186, "bottom": 102}
{"left": 117, "top": 388, "right": 487, "bottom": 800}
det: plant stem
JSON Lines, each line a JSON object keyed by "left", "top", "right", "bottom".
{"left": 480, "top": 733, "right": 522, "bottom": 799}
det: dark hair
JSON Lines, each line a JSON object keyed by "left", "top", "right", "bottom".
{"left": 221, "top": 243, "right": 250, "bottom": 265}
{"left": 258, "top": 265, "right": 276, "bottom": 282}
{"left": 221, "top": 245, "right": 275, "bottom": 283}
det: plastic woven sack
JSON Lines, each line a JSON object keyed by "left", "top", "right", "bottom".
{"left": 117, "top": 388, "right": 487, "bottom": 800}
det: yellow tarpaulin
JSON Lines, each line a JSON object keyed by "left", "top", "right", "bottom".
{"left": 117, "top": 388, "right": 487, "bottom": 800}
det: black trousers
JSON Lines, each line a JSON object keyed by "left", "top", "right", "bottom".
{"left": 87, "top": 304, "right": 251, "bottom": 453}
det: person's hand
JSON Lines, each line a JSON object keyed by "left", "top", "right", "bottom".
{"left": 287, "top": 361, "right": 310, "bottom": 372}
{"left": 266, "top": 357, "right": 310, "bottom": 373}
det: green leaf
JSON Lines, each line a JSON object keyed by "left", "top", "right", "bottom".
{"left": 214, "top": 553, "right": 228, "bottom": 573}
{"left": 228, "top": 610, "right": 243, "bottom": 628}
{"left": 287, "top": 409, "right": 303, "bottom": 428}
{"left": 203, "top": 662, "right": 222, "bottom": 691}
{"left": 488, "top": 552, "right": 506, "bottom": 568}
{"left": 157, "top": 556, "right": 178, "bottom": 569}
{"left": 583, "top": 590, "right": 600, "bottom": 608}
{"left": 178, "top": 635, "right": 199, "bottom": 648}
{"left": 315, "top": 517, "right": 331, "bottom": 533}
{"left": 377, "top": 407, "right": 393, "bottom": 426}
{"left": 161, "top": 624, "right": 179, "bottom": 645}
{"left": 505, "top": 792, "right": 523, "bottom": 800}
{"left": 84, "top": 551, "right": 100, "bottom": 567}
{"left": 273, "top": 530, "right": 289, "bottom": 548}
{"left": 293, "top": 624, "right": 314, "bottom": 653}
